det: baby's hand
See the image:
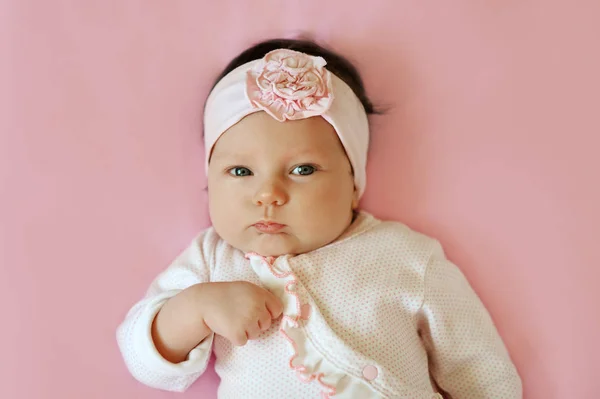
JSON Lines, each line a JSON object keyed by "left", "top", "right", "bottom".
{"left": 201, "top": 281, "right": 283, "bottom": 346}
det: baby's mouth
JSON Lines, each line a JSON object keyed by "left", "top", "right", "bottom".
{"left": 253, "top": 221, "right": 286, "bottom": 234}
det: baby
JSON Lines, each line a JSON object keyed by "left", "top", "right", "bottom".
{"left": 117, "top": 38, "right": 522, "bottom": 399}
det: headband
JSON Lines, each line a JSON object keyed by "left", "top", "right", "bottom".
{"left": 203, "top": 48, "right": 369, "bottom": 198}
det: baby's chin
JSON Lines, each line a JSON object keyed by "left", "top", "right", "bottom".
{"left": 240, "top": 233, "right": 311, "bottom": 258}
{"left": 244, "top": 239, "right": 298, "bottom": 258}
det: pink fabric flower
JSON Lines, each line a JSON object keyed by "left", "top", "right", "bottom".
{"left": 245, "top": 49, "right": 334, "bottom": 122}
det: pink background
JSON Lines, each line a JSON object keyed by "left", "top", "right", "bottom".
{"left": 2, "top": 1, "right": 599, "bottom": 398}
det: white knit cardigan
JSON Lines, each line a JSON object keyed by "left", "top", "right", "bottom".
{"left": 117, "top": 211, "right": 522, "bottom": 399}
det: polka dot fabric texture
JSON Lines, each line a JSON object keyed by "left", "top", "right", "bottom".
{"left": 116, "top": 212, "right": 522, "bottom": 398}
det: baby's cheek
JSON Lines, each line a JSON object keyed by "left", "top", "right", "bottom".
{"left": 313, "top": 182, "right": 355, "bottom": 221}
{"left": 209, "top": 191, "right": 242, "bottom": 229}
{"left": 316, "top": 181, "right": 353, "bottom": 207}
{"left": 299, "top": 193, "right": 346, "bottom": 227}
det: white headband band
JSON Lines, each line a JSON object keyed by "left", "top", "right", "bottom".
{"left": 204, "top": 49, "right": 370, "bottom": 198}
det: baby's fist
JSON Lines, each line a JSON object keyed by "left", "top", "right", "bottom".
{"left": 201, "top": 281, "right": 283, "bottom": 346}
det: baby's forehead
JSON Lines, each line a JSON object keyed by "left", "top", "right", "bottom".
{"left": 212, "top": 143, "right": 333, "bottom": 162}
{"left": 214, "top": 113, "right": 342, "bottom": 151}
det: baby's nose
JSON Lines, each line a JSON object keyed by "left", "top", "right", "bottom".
{"left": 252, "top": 181, "right": 288, "bottom": 206}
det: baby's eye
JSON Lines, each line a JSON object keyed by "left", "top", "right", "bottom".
{"left": 291, "top": 165, "right": 317, "bottom": 176}
{"left": 228, "top": 167, "right": 253, "bottom": 177}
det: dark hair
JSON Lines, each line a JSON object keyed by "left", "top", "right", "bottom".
{"left": 211, "top": 38, "right": 378, "bottom": 115}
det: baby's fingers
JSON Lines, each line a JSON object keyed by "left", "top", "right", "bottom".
{"left": 257, "top": 311, "right": 272, "bottom": 331}
{"left": 246, "top": 322, "right": 262, "bottom": 340}
{"left": 264, "top": 291, "right": 283, "bottom": 319}
{"left": 230, "top": 330, "right": 248, "bottom": 347}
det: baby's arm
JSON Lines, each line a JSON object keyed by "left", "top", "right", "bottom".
{"left": 417, "top": 241, "right": 522, "bottom": 399}
{"left": 151, "top": 281, "right": 213, "bottom": 363}
{"left": 116, "top": 231, "right": 216, "bottom": 392}
{"left": 116, "top": 230, "right": 283, "bottom": 392}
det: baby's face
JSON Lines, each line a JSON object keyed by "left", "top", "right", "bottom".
{"left": 208, "top": 112, "right": 358, "bottom": 257}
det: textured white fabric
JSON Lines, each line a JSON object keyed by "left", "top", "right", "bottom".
{"left": 246, "top": 254, "right": 387, "bottom": 399}
{"left": 116, "top": 212, "right": 522, "bottom": 398}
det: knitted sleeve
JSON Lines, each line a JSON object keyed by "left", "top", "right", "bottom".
{"left": 417, "top": 241, "right": 522, "bottom": 399}
{"left": 116, "top": 229, "right": 218, "bottom": 392}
